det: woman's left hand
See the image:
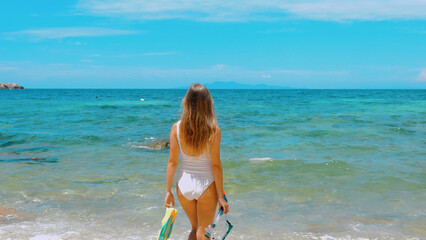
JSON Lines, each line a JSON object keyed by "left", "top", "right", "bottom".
{"left": 218, "top": 197, "right": 229, "bottom": 214}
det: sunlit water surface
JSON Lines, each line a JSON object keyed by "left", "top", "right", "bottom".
{"left": 0, "top": 89, "right": 425, "bottom": 239}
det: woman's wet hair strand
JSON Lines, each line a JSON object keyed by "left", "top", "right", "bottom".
{"left": 180, "top": 83, "right": 218, "bottom": 155}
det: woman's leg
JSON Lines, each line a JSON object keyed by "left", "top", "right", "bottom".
{"left": 196, "top": 183, "right": 218, "bottom": 240}
{"left": 177, "top": 186, "right": 198, "bottom": 240}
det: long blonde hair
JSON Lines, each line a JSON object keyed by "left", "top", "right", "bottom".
{"left": 180, "top": 83, "right": 218, "bottom": 155}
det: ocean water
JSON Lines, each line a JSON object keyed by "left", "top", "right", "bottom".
{"left": 0, "top": 89, "right": 425, "bottom": 240}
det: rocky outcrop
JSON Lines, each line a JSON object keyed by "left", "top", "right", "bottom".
{"left": 0, "top": 83, "right": 24, "bottom": 89}
{"left": 145, "top": 138, "right": 170, "bottom": 150}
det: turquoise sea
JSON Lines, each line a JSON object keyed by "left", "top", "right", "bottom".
{"left": 0, "top": 89, "right": 425, "bottom": 240}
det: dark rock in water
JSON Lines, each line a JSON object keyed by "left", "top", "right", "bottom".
{"left": 145, "top": 138, "right": 170, "bottom": 150}
{"left": 0, "top": 83, "right": 24, "bottom": 89}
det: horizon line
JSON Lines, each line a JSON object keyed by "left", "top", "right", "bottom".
{"left": 4, "top": 88, "right": 425, "bottom": 90}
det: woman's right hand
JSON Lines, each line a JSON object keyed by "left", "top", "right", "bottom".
{"left": 218, "top": 197, "right": 229, "bottom": 214}
{"left": 164, "top": 191, "right": 175, "bottom": 208}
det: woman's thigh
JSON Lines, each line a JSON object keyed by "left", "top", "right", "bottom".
{"left": 196, "top": 183, "right": 218, "bottom": 228}
{"left": 177, "top": 186, "right": 198, "bottom": 230}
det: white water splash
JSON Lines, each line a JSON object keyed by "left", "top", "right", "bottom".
{"left": 249, "top": 157, "right": 273, "bottom": 162}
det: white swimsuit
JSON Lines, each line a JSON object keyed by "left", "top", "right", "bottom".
{"left": 176, "top": 120, "right": 215, "bottom": 200}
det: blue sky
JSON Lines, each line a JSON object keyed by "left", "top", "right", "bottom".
{"left": 0, "top": 0, "right": 425, "bottom": 89}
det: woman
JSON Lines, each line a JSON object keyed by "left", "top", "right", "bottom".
{"left": 165, "top": 83, "right": 229, "bottom": 240}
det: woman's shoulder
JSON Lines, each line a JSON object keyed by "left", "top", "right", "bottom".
{"left": 170, "top": 122, "right": 178, "bottom": 135}
{"left": 215, "top": 124, "right": 221, "bottom": 133}
{"left": 212, "top": 125, "right": 221, "bottom": 141}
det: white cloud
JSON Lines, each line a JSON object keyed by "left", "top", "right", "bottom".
{"left": 271, "top": 69, "right": 348, "bottom": 77}
{"left": 143, "top": 52, "right": 175, "bottom": 56}
{"left": 0, "top": 62, "right": 345, "bottom": 85}
{"left": 212, "top": 64, "right": 226, "bottom": 70}
{"left": 3, "top": 62, "right": 423, "bottom": 88}
{"left": 261, "top": 74, "right": 271, "bottom": 78}
{"left": 417, "top": 69, "right": 426, "bottom": 82}
{"left": 64, "top": 41, "right": 82, "bottom": 45}
{"left": 77, "top": 0, "right": 426, "bottom": 22}
{"left": 0, "top": 66, "right": 17, "bottom": 72}
{"left": 6, "top": 27, "right": 139, "bottom": 40}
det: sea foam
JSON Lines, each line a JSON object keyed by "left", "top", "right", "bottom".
{"left": 249, "top": 157, "right": 273, "bottom": 162}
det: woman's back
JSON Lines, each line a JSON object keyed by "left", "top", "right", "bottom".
{"left": 176, "top": 119, "right": 210, "bottom": 158}
{"left": 176, "top": 120, "right": 214, "bottom": 200}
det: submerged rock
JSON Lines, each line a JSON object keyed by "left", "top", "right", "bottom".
{"left": 145, "top": 138, "right": 170, "bottom": 150}
{"left": 0, "top": 83, "right": 24, "bottom": 89}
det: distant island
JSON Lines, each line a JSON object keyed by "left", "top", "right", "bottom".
{"left": 0, "top": 83, "right": 24, "bottom": 89}
{"left": 181, "top": 81, "right": 291, "bottom": 89}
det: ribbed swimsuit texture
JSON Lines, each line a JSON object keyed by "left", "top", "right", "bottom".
{"left": 176, "top": 120, "right": 215, "bottom": 201}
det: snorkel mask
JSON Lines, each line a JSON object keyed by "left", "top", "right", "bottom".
{"left": 205, "top": 192, "right": 233, "bottom": 239}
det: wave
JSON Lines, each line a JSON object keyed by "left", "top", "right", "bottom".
{"left": 249, "top": 157, "right": 273, "bottom": 162}
{"left": 49, "top": 135, "right": 104, "bottom": 146}
{"left": 11, "top": 146, "right": 58, "bottom": 154}
{"left": 359, "top": 176, "right": 424, "bottom": 193}
{"left": 0, "top": 156, "right": 59, "bottom": 164}
{"left": 73, "top": 177, "right": 128, "bottom": 185}
{"left": 0, "top": 140, "right": 26, "bottom": 148}
{"left": 130, "top": 144, "right": 153, "bottom": 150}
{"left": 83, "top": 100, "right": 175, "bottom": 109}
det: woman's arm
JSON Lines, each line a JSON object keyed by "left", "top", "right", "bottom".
{"left": 210, "top": 127, "right": 229, "bottom": 214}
{"left": 165, "top": 123, "right": 179, "bottom": 207}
